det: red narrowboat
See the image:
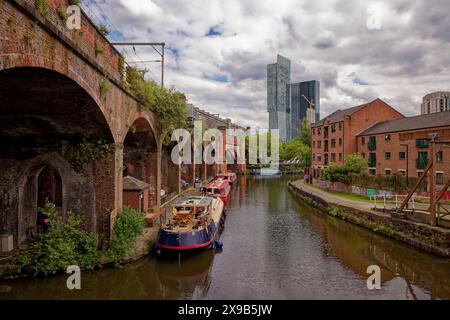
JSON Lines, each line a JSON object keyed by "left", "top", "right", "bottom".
{"left": 203, "top": 178, "right": 231, "bottom": 207}
{"left": 217, "top": 172, "right": 237, "bottom": 185}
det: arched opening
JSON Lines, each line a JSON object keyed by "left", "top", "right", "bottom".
{"left": 37, "top": 166, "right": 63, "bottom": 210}
{"left": 0, "top": 67, "right": 115, "bottom": 248}
{"left": 123, "top": 118, "right": 158, "bottom": 210}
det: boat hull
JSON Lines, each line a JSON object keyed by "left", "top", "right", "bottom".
{"left": 156, "top": 199, "right": 225, "bottom": 252}
{"left": 157, "top": 219, "right": 219, "bottom": 251}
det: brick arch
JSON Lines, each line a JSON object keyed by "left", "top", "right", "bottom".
{"left": 14, "top": 153, "right": 96, "bottom": 247}
{"left": 121, "top": 112, "right": 159, "bottom": 147}
{"left": 0, "top": 57, "right": 116, "bottom": 142}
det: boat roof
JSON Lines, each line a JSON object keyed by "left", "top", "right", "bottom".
{"left": 173, "top": 196, "right": 213, "bottom": 206}
{"left": 205, "top": 178, "right": 229, "bottom": 189}
{"left": 218, "top": 172, "right": 236, "bottom": 177}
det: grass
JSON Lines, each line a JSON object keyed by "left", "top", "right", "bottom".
{"left": 301, "top": 181, "right": 374, "bottom": 204}
{"left": 330, "top": 191, "right": 373, "bottom": 203}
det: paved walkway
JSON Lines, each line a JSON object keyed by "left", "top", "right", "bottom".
{"left": 290, "top": 180, "right": 378, "bottom": 212}
{"left": 290, "top": 180, "right": 450, "bottom": 223}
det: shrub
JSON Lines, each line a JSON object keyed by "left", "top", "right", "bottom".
{"left": 126, "top": 67, "right": 188, "bottom": 143}
{"left": 19, "top": 200, "right": 99, "bottom": 276}
{"left": 99, "top": 76, "right": 112, "bottom": 97}
{"left": 107, "top": 207, "right": 145, "bottom": 264}
{"left": 59, "top": 138, "right": 114, "bottom": 170}
{"left": 34, "top": 0, "right": 49, "bottom": 18}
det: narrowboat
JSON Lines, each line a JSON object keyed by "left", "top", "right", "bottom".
{"left": 156, "top": 196, "right": 225, "bottom": 251}
{"left": 217, "top": 172, "right": 237, "bottom": 185}
{"left": 203, "top": 178, "right": 231, "bottom": 207}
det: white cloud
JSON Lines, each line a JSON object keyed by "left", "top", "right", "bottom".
{"left": 86, "top": 0, "right": 450, "bottom": 128}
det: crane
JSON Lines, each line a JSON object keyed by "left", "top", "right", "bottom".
{"left": 302, "top": 95, "right": 316, "bottom": 124}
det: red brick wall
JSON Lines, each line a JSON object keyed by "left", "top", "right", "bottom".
{"left": 311, "top": 99, "right": 404, "bottom": 168}
{"left": 343, "top": 99, "right": 404, "bottom": 156}
{"left": 357, "top": 127, "right": 450, "bottom": 187}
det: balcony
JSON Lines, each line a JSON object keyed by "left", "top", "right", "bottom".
{"left": 368, "top": 138, "right": 376, "bottom": 151}
{"left": 416, "top": 158, "right": 428, "bottom": 169}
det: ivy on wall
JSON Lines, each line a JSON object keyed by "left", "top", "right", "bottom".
{"left": 34, "top": 0, "right": 49, "bottom": 18}
{"left": 59, "top": 139, "right": 115, "bottom": 170}
{"left": 126, "top": 67, "right": 188, "bottom": 145}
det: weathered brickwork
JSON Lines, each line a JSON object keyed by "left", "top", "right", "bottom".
{"left": 0, "top": 0, "right": 162, "bottom": 248}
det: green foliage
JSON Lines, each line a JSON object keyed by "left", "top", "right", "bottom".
{"left": 97, "top": 24, "right": 110, "bottom": 37}
{"left": 68, "top": 0, "right": 81, "bottom": 5}
{"left": 344, "top": 154, "right": 368, "bottom": 174}
{"left": 95, "top": 46, "right": 104, "bottom": 56}
{"left": 107, "top": 207, "right": 145, "bottom": 264}
{"left": 99, "top": 76, "right": 112, "bottom": 97}
{"left": 34, "top": 0, "right": 49, "bottom": 18}
{"left": 59, "top": 139, "right": 114, "bottom": 170}
{"left": 323, "top": 153, "right": 368, "bottom": 184}
{"left": 126, "top": 67, "right": 188, "bottom": 141}
{"left": 323, "top": 163, "right": 351, "bottom": 184}
{"left": 24, "top": 31, "right": 35, "bottom": 43}
{"left": 57, "top": 7, "right": 68, "bottom": 21}
{"left": 279, "top": 138, "right": 311, "bottom": 168}
{"left": 19, "top": 200, "right": 99, "bottom": 276}
{"left": 299, "top": 118, "right": 311, "bottom": 147}
{"left": 118, "top": 54, "right": 125, "bottom": 76}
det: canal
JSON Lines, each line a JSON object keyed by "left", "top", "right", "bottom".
{"left": 1, "top": 176, "right": 450, "bottom": 300}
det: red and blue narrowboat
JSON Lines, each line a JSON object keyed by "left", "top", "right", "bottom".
{"left": 156, "top": 196, "right": 225, "bottom": 251}
{"left": 217, "top": 172, "right": 237, "bottom": 185}
{"left": 203, "top": 178, "right": 231, "bottom": 207}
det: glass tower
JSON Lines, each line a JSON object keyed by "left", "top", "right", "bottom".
{"left": 290, "top": 80, "right": 320, "bottom": 139}
{"left": 267, "top": 55, "right": 291, "bottom": 143}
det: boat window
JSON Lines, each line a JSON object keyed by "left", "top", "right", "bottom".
{"left": 214, "top": 189, "right": 220, "bottom": 194}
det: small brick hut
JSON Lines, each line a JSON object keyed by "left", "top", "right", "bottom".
{"left": 123, "top": 175, "right": 151, "bottom": 212}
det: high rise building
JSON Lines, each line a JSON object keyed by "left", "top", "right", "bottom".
{"left": 421, "top": 91, "right": 450, "bottom": 114}
{"left": 290, "top": 80, "right": 320, "bottom": 139}
{"left": 267, "top": 55, "right": 291, "bottom": 143}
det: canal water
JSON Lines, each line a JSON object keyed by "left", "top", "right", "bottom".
{"left": 1, "top": 176, "right": 450, "bottom": 300}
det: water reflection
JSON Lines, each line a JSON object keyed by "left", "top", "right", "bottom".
{"left": 1, "top": 176, "right": 449, "bottom": 300}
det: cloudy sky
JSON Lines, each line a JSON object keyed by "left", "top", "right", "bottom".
{"left": 84, "top": 0, "right": 450, "bottom": 129}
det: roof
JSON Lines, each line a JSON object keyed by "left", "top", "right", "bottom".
{"left": 311, "top": 102, "right": 369, "bottom": 127}
{"left": 357, "top": 111, "right": 450, "bottom": 136}
{"left": 174, "top": 196, "right": 212, "bottom": 206}
{"left": 205, "top": 178, "right": 229, "bottom": 189}
{"left": 123, "top": 175, "right": 150, "bottom": 191}
{"left": 311, "top": 98, "right": 402, "bottom": 128}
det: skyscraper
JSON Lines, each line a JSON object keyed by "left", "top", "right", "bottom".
{"left": 267, "top": 55, "right": 291, "bottom": 143}
{"left": 290, "top": 80, "right": 320, "bottom": 138}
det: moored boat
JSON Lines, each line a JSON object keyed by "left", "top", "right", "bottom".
{"left": 203, "top": 178, "right": 231, "bottom": 207}
{"left": 217, "top": 172, "right": 237, "bottom": 185}
{"left": 156, "top": 196, "right": 225, "bottom": 251}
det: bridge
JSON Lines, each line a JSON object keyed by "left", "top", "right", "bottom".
{"left": 0, "top": 0, "right": 245, "bottom": 249}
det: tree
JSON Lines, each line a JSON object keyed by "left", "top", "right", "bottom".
{"left": 344, "top": 154, "right": 368, "bottom": 174}
{"left": 279, "top": 138, "right": 311, "bottom": 168}
{"left": 299, "top": 118, "right": 311, "bottom": 147}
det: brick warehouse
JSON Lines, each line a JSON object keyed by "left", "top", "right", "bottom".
{"left": 357, "top": 111, "right": 450, "bottom": 190}
{"left": 0, "top": 0, "right": 244, "bottom": 250}
{"left": 311, "top": 98, "right": 404, "bottom": 174}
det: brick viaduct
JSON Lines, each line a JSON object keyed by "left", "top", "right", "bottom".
{"left": 0, "top": 0, "right": 245, "bottom": 249}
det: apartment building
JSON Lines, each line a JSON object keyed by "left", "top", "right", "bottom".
{"left": 356, "top": 111, "right": 450, "bottom": 188}
{"left": 311, "top": 99, "right": 404, "bottom": 171}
